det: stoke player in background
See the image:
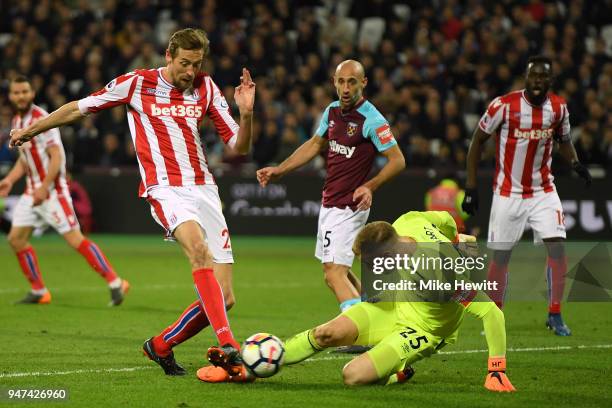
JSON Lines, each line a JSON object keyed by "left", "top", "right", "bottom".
{"left": 461, "top": 56, "right": 592, "bottom": 336}
{"left": 256, "top": 61, "right": 405, "bottom": 316}
{"left": 10, "top": 29, "right": 256, "bottom": 380}
{"left": 0, "top": 76, "right": 129, "bottom": 305}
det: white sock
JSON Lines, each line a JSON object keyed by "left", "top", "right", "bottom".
{"left": 109, "top": 278, "right": 122, "bottom": 289}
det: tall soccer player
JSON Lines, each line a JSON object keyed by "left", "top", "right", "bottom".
{"left": 461, "top": 55, "right": 592, "bottom": 336}
{"left": 257, "top": 60, "right": 405, "bottom": 314}
{"left": 10, "top": 28, "right": 256, "bottom": 377}
{"left": 200, "top": 211, "right": 516, "bottom": 392}
{"left": 1, "top": 76, "right": 129, "bottom": 306}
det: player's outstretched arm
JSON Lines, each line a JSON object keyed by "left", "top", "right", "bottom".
{"left": 0, "top": 159, "right": 26, "bottom": 197}
{"left": 233, "top": 68, "right": 256, "bottom": 155}
{"left": 464, "top": 298, "right": 516, "bottom": 392}
{"left": 256, "top": 135, "right": 327, "bottom": 187}
{"left": 462, "top": 127, "right": 491, "bottom": 215}
{"left": 9, "top": 101, "right": 84, "bottom": 148}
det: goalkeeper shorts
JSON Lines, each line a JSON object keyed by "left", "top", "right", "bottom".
{"left": 343, "top": 301, "right": 447, "bottom": 378}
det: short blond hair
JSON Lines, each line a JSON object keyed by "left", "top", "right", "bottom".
{"left": 352, "top": 221, "right": 399, "bottom": 257}
{"left": 168, "top": 28, "right": 209, "bottom": 58}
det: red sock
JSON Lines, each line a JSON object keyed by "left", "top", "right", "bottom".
{"left": 192, "top": 268, "right": 239, "bottom": 350}
{"left": 16, "top": 246, "right": 46, "bottom": 291}
{"left": 487, "top": 261, "right": 509, "bottom": 309}
{"left": 546, "top": 256, "right": 566, "bottom": 314}
{"left": 152, "top": 300, "right": 210, "bottom": 356}
{"left": 77, "top": 238, "right": 118, "bottom": 283}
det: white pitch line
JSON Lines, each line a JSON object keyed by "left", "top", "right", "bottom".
{"left": 0, "top": 282, "right": 317, "bottom": 295}
{"left": 0, "top": 366, "right": 155, "bottom": 378}
{"left": 1, "top": 344, "right": 610, "bottom": 379}
{"left": 304, "top": 344, "right": 612, "bottom": 363}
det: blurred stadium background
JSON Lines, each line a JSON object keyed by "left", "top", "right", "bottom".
{"left": 0, "top": 0, "right": 610, "bottom": 238}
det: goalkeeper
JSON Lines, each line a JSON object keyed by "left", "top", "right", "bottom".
{"left": 282, "top": 211, "right": 516, "bottom": 391}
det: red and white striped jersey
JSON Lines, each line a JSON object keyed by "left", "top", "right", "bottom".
{"left": 77, "top": 68, "right": 239, "bottom": 197}
{"left": 478, "top": 89, "right": 570, "bottom": 198}
{"left": 11, "top": 104, "right": 69, "bottom": 197}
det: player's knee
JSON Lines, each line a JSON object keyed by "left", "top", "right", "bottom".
{"left": 323, "top": 265, "right": 344, "bottom": 286}
{"left": 323, "top": 271, "right": 336, "bottom": 288}
{"left": 64, "top": 231, "right": 84, "bottom": 249}
{"left": 342, "top": 362, "right": 371, "bottom": 385}
{"left": 314, "top": 324, "right": 342, "bottom": 347}
{"left": 492, "top": 250, "right": 512, "bottom": 265}
{"left": 544, "top": 240, "right": 565, "bottom": 259}
{"left": 8, "top": 233, "right": 27, "bottom": 251}
{"left": 188, "top": 241, "right": 212, "bottom": 268}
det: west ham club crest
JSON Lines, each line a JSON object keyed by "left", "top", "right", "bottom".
{"left": 347, "top": 122, "right": 358, "bottom": 137}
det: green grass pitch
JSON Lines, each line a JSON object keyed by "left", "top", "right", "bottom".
{"left": 0, "top": 235, "right": 610, "bottom": 407}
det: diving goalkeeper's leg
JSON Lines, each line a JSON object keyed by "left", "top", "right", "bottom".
{"left": 285, "top": 300, "right": 396, "bottom": 365}
{"left": 342, "top": 324, "right": 439, "bottom": 386}
{"left": 284, "top": 315, "right": 358, "bottom": 364}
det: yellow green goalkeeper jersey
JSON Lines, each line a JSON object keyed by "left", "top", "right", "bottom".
{"left": 391, "top": 211, "right": 503, "bottom": 353}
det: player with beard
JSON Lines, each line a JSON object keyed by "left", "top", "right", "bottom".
{"left": 1, "top": 75, "right": 129, "bottom": 305}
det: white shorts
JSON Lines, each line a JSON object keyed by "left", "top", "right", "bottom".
{"left": 315, "top": 206, "right": 370, "bottom": 267}
{"left": 487, "top": 192, "right": 566, "bottom": 250}
{"left": 146, "top": 185, "right": 234, "bottom": 263}
{"left": 12, "top": 192, "right": 79, "bottom": 235}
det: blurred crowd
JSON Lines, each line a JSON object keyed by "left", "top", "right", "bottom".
{"left": 0, "top": 0, "right": 610, "bottom": 175}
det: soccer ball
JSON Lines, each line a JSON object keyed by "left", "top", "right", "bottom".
{"left": 241, "top": 333, "right": 285, "bottom": 378}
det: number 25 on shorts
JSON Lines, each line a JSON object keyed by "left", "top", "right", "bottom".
{"left": 400, "top": 326, "right": 429, "bottom": 350}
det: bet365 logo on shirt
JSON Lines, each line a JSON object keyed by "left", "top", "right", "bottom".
{"left": 150, "top": 103, "right": 203, "bottom": 118}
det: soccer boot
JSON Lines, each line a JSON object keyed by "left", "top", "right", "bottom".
{"left": 386, "top": 366, "right": 415, "bottom": 385}
{"left": 15, "top": 291, "right": 52, "bottom": 305}
{"left": 143, "top": 337, "right": 187, "bottom": 376}
{"left": 109, "top": 279, "right": 130, "bottom": 306}
{"left": 207, "top": 344, "right": 243, "bottom": 377}
{"left": 546, "top": 313, "right": 571, "bottom": 336}
{"left": 396, "top": 366, "right": 416, "bottom": 384}
{"left": 196, "top": 365, "right": 255, "bottom": 383}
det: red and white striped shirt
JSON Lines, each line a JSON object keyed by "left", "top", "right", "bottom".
{"left": 77, "top": 68, "right": 239, "bottom": 197}
{"left": 478, "top": 90, "right": 570, "bottom": 198}
{"left": 12, "top": 104, "right": 69, "bottom": 197}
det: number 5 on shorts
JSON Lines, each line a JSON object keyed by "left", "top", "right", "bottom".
{"left": 324, "top": 230, "right": 331, "bottom": 248}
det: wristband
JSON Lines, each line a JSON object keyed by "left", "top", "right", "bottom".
{"left": 488, "top": 357, "right": 506, "bottom": 372}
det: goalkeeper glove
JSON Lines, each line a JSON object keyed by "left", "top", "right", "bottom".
{"left": 455, "top": 233, "right": 479, "bottom": 258}
{"left": 458, "top": 234, "right": 477, "bottom": 243}
{"left": 461, "top": 188, "right": 479, "bottom": 215}
{"left": 484, "top": 357, "right": 516, "bottom": 392}
{"left": 572, "top": 161, "right": 592, "bottom": 187}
